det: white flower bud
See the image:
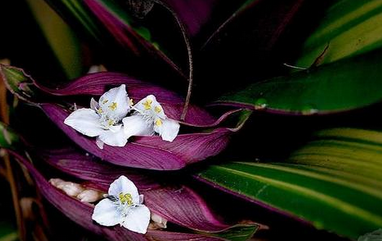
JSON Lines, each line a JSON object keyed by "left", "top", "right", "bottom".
{"left": 149, "top": 213, "right": 167, "bottom": 229}
{"left": 77, "top": 189, "right": 104, "bottom": 203}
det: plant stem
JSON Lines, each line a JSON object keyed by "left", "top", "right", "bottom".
{"left": 0, "top": 68, "right": 26, "bottom": 241}
{"left": 151, "top": 0, "right": 193, "bottom": 120}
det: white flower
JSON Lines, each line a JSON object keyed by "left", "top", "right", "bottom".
{"left": 64, "top": 85, "right": 132, "bottom": 148}
{"left": 123, "top": 95, "right": 180, "bottom": 142}
{"left": 92, "top": 176, "right": 150, "bottom": 234}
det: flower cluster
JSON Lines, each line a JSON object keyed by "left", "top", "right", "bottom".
{"left": 64, "top": 84, "right": 180, "bottom": 149}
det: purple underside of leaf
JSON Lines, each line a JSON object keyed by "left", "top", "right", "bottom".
{"left": 36, "top": 71, "right": 218, "bottom": 126}
{"left": 85, "top": 0, "right": 139, "bottom": 54}
{"left": 9, "top": 151, "right": 224, "bottom": 241}
{"left": 134, "top": 129, "right": 230, "bottom": 165}
{"left": 148, "top": 231, "right": 223, "bottom": 241}
{"left": 83, "top": 0, "right": 184, "bottom": 76}
{"left": 39, "top": 147, "right": 161, "bottom": 191}
{"left": 36, "top": 147, "right": 247, "bottom": 233}
{"left": 40, "top": 103, "right": 231, "bottom": 170}
{"left": 145, "top": 186, "right": 230, "bottom": 232}
{"left": 157, "top": 0, "right": 218, "bottom": 36}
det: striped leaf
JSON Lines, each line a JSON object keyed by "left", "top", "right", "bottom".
{"left": 26, "top": 0, "right": 84, "bottom": 80}
{"left": 295, "top": 0, "right": 382, "bottom": 67}
{"left": 195, "top": 127, "right": 382, "bottom": 239}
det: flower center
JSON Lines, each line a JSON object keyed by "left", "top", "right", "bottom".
{"left": 108, "top": 102, "right": 118, "bottom": 111}
{"left": 143, "top": 99, "right": 153, "bottom": 110}
{"left": 119, "top": 192, "right": 133, "bottom": 206}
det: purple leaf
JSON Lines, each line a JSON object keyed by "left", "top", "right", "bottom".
{"left": 9, "top": 150, "right": 225, "bottom": 241}
{"left": 134, "top": 129, "right": 230, "bottom": 165}
{"left": 148, "top": 231, "right": 223, "bottom": 241}
{"left": 39, "top": 71, "right": 217, "bottom": 126}
{"left": 1, "top": 65, "right": 240, "bottom": 169}
{"left": 9, "top": 150, "right": 146, "bottom": 241}
{"left": 0, "top": 65, "right": 242, "bottom": 127}
{"left": 39, "top": 147, "right": 160, "bottom": 191}
{"left": 157, "top": 0, "right": 219, "bottom": 37}
{"left": 40, "top": 103, "right": 232, "bottom": 170}
{"left": 145, "top": 186, "right": 228, "bottom": 232}
{"left": 13, "top": 68, "right": 217, "bottom": 127}
{"left": 35, "top": 146, "right": 258, "bottom": 234}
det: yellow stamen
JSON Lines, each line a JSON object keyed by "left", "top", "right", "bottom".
{"left": 97, "top": 108, "right": 103, "bottom": 114}
{"left": 143, "top": 99, "right": 153, "bottom": 110}
{"left": 154, "top": 106, "right": 162, "bottom": 113}
{"left": 155, "top": 119, "right": 163, "bottom": 126}
{"left": 119, "top": 192, "right": 133, "bottom": 206}
{"left": 129, "top": 99, "right": 134, "bottom": 107}
{"left": 108, "top": 102, "right": 117, "bottom": 111}
{"left": 102, "top": 99, "right": 109, "bottom": 104}
{"left": 108, "top": 119, "right": 114, "bottom": 126}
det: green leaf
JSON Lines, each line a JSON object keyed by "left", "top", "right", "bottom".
{"left": 0, "top": 65, "right": 36, "bottom": 102}
{"left": 295, "top": 0, "right": 382, "bottom": 67}
{"left": 202, "top": 224, "right": 258, "bottom": 241}
{"left": 217, "top": 47, "right": 382, "bottom": 114}
{"left": 0, "top": 221, "right": 17, "bottom": 241}
{"left": 26, "top": 0, "right": 84, "bottom": 80}
{"left": 0, "top": 122, "right": 19, "bottom": 150}
{"left": 44, "top": 0, "right": 160, "bottom": 53}
{"left": 44, "top": 0, "right": 102, "bottom": 42}
{"left": 195, "top": 127, "right": 382, "bottom": 239}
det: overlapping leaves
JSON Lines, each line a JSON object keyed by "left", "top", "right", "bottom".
{"left": 195, "top": 127, "right": 382, "bottom": 239}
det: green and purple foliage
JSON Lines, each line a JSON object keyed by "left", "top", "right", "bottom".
{"left": 1, "top": 0, "right": 382, "bottom": 240}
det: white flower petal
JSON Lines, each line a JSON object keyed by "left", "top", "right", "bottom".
{"left": 98, "top": 128, "right": 128, "bottom": 147}
{"left": 108, "top": 176, "right": 140, "bottom": 204}
{"left": 121, "top": 205, "right": 150, "bottom": 234}
{"left": 99, "top": 84, "right": 130, "bottom": 120}
{"left": 96, "top": 137, "right": 105, "bottom": 149}
{"left": 90, "top": 98, "right": 99, "bottom": 111}
{"left": 92, "top": 199, "right": 121, "bottom": 226}
{"left": 108, "top": 124, "right": 122, "bottom": 133}
{"left": 122, "top": 115, "right": 154, "bottom": 138}
{"left": 64, "top": 108, "right": 104, "bottom": 137}
{"left": 133, "top": 94, "right": 165, "bottom": 119}
{"left": 151, "top": 101, "right": 166, "bottom": 119}
{"left": 154, "top": 118, "right": 180, "bottom": 142}
{"left": 133, "top": 95, "right": 156, "bottom": 113}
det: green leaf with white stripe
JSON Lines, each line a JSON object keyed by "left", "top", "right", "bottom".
{"left": 196, "top": 128, "right": 382, "bottom": 239}
{"left": 295, "top": 0, "right": 382, "bottom": 67}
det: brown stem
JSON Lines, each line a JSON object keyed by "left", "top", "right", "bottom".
{"left": 0, "top": 69, "right": 26, "bottom": 241}
{"left": 150, "top": 0, "right": 194, "bottom": 120}
{"left": 0, "top": 165, "right": 6, "bottom": 178}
